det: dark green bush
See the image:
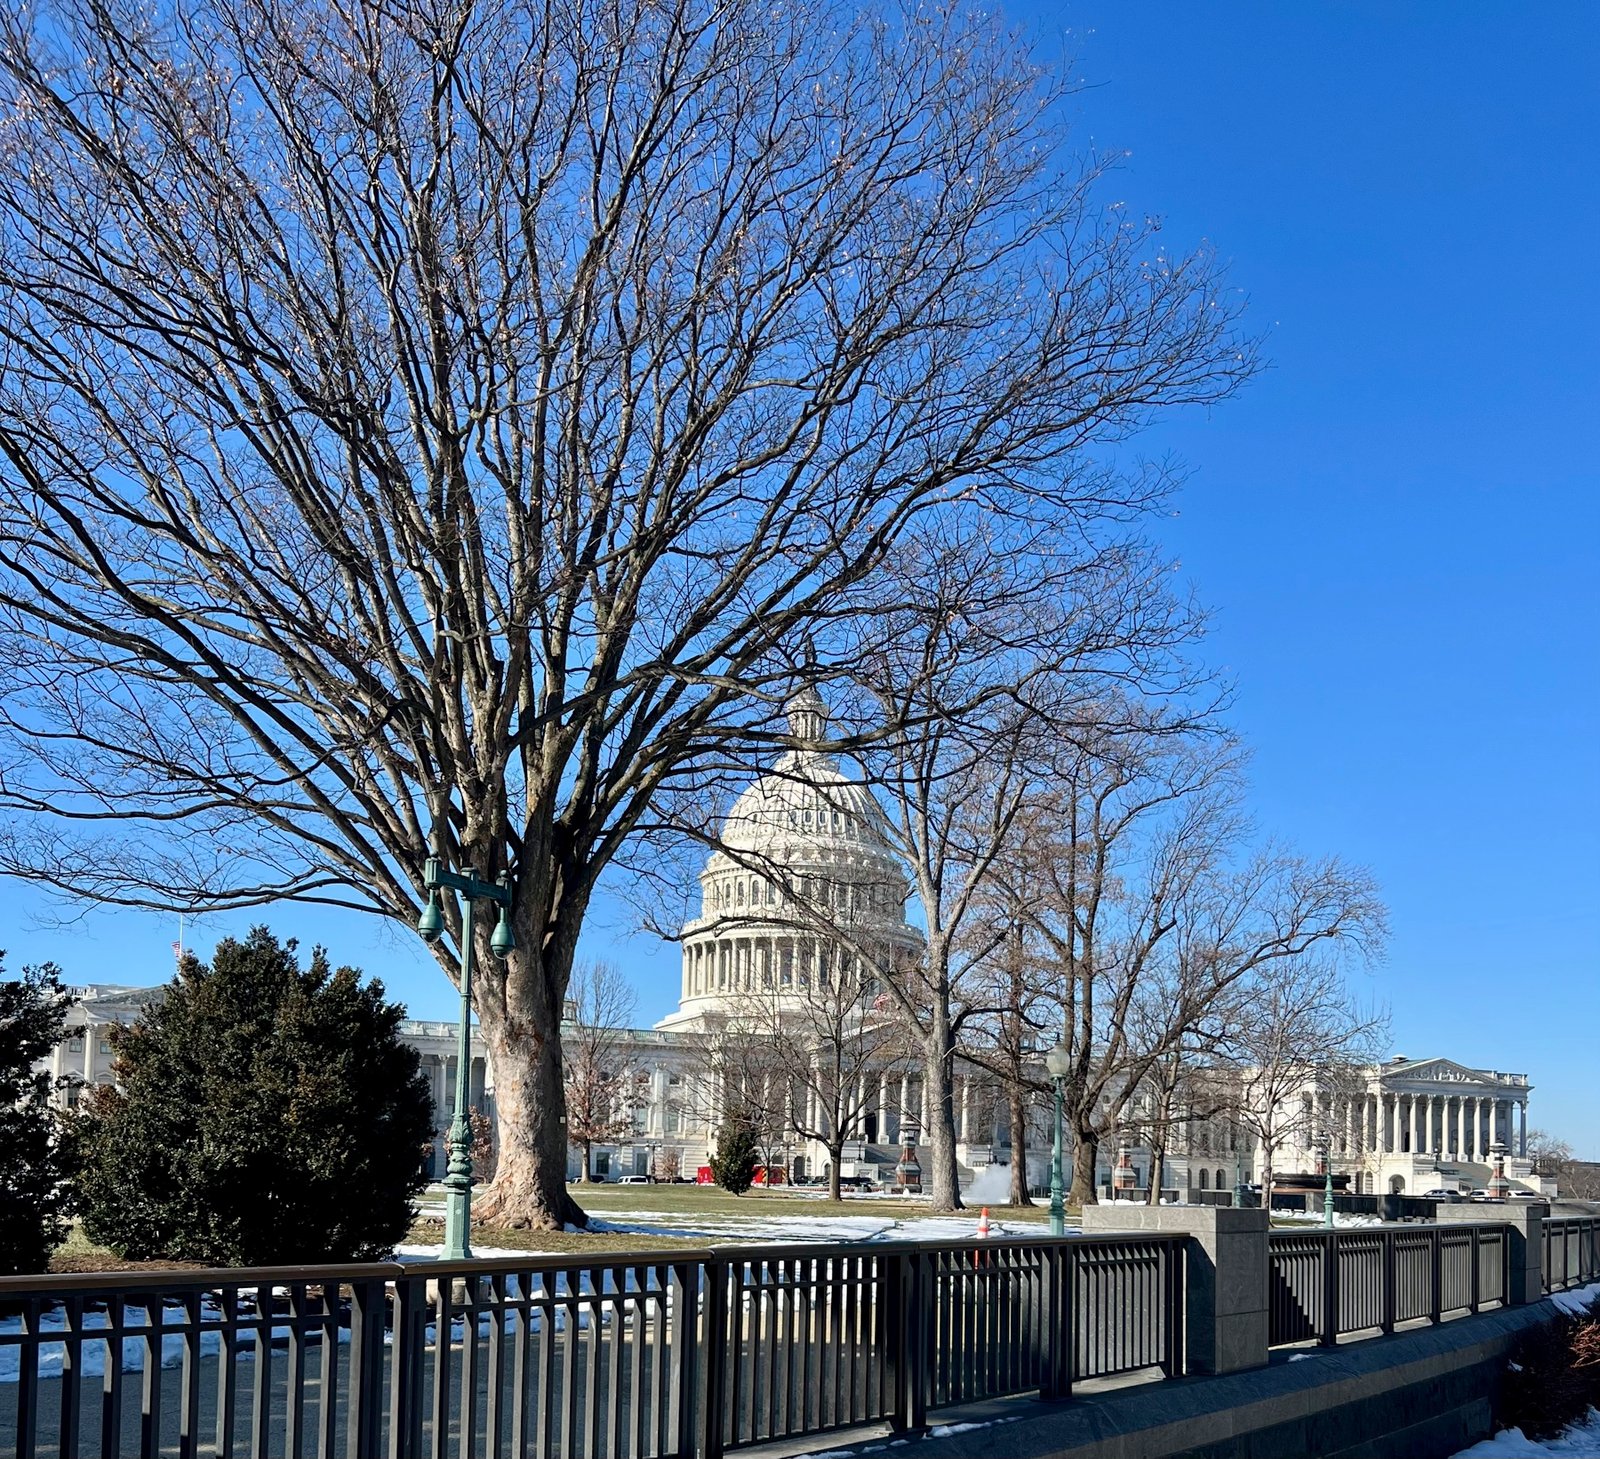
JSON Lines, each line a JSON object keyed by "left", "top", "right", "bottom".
{"left": 1497, "top": 1292, "right": 1600, "bottom": 1440}
{"left": 0, "top": 959, "right": 72, "bottom": 1274}
{"left": 73, "top": 928, "right": 432, "bottom": 1266}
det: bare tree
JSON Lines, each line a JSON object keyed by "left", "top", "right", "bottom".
{"left": 562, "top": 961, "right": 644, "bottom": 1184}
{"left": 1525, "top": 1128, "right": 1575, "bottom": 1183}
{"left": 961, "top": 915, "right": 1053, "bottom": 1206}
{"left": 729, "top": 955, "right": 913, "bottom": 1201}
{"left": 0, "top": 0, "right": 1254, "bottom": 1226}
{"left": 1012, "top": 721, "right": 1386, "bottom": 1205}
{"left": 1226, "top": 956, "right": 1389, "bottom": 1202}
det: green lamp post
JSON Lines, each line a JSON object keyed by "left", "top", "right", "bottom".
{"left": 418, "top": 856, "right": 516, "bottom": 1261}
{"left": 1045, "top": 1037, "right": 1072, "bottom": 1237}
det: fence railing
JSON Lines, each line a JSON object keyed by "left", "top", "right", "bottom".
{"left": 1267, "top": 1224, "right": 1509, "bottom": 1347}
{"left": 1542, "top": 1218, "right": 1600, "bottom": 1293}
{"left": 0, "top": 1233, "right": 1184, "bottom": 1459}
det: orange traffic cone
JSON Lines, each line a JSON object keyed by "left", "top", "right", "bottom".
{"left": 977, "top": 1206, "right": 991, "bottom": 1238}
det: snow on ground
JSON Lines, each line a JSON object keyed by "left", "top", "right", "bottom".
{"left": 576, "top": 1208, "right": 1052, "bottom": 1247}
{"left": 393, "top": 1244, "right": 535, "bottom": 1261}
{"left": 1272, "top": 1209, "right": 1386, "bottom": 1229}
{"left": 1452, "top": 1409, "right": 1600, "bottom": 1457}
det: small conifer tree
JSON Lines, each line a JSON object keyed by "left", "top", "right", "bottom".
{"left": 0, "top": 958, "right": 72, "bottom": 1274}
{"left": 709, "top": 1112, "right": 761, "bottom": 1196}
{"left": 73, "top": 928, "right": 432, "bottom": 1265}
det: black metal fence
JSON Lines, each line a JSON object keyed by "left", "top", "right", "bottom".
{"left": 0, "top": 1233, "right": 1184, "bottom": 1459}
{"left": 1542, "top": 1218, "right": 1600, "bottom": 1293}
{"left": 1267, "top": 1225, "right": 1509, "bottom": 1347}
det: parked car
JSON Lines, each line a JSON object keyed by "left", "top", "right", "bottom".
{"left": 617, "top": 1174, "right": 654, "bottom": 1184}
{"left": 1509, "top": 1189, "right": 1544, "bottom": 1201}
{"left": 1467, "top": 1188, "right": 1498, "bottom": 1202}
{"left": 1421, "top": 1187, "right": 1463, "bottom": 1202}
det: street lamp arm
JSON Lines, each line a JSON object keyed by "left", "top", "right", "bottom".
{"left": 425, "top": 857, "right": 513, "bottom": 905}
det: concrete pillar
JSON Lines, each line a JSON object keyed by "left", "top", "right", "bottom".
{"left": 1438, "top": 1203, "right": 1545, "bottom": 1305}
{"left": 1080, "top": 1205, "right": 1269, "bottom": 1375}
{"left": 1406, "top": 1095, "right": 1417, "bottom": 1153}
{"left": 1518, "top": 1100, "right": 1528, "bottom": 1156}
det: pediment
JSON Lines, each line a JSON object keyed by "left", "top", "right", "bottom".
{"left": 1384, "top": 1057, "right": 1495, "bottom": 1088}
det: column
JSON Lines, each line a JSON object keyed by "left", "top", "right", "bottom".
{"left": 958, "top": 1077, "right": 971, "bottom": 1144}
{"left": 83, "top": 1021, "right": 96, "bottom": 1084}
{"left": 1472, "top": 1099, "right": 1483, "bottom": 1160}
{"left": 900, "top": 1073, "right": 913, "bottom": 1133}
{"left": 1519, "top": 1100, "right": 1528, "bottom": 1156}
{"left": 1407, "top": 1095, "right": 1417, "bottom": 1154}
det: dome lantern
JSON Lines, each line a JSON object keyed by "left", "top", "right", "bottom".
{"left": 785, "top": 684, "right": 828, "bottom": 745}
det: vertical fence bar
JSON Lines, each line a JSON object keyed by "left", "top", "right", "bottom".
{"left": 1440, "top": 1222, "right": 1452, "bottom": 1331}
{"left": 179, "top": 1289, "right": 204, "bottom": 1459}
{"left": 700, "top": 1258, "right": 729, "bottom": 1459}
{"left": 1320, "top": 1233, "right": 1338, "bottom": 1347}
{"left": 14, "top": 1295, "right": 39, "bottom": 1459}
{"left": 58, "top": 1293, "right": 84, "bottom": 1459}
{"left": 102, "top": 1293, "right": 126, "bottom": 1459}
{"left": 388, "top": 1276, "right": 426, "bottom": 1459}
{"left": 142, "top": 1298, "right": 165, "bottom": 1459}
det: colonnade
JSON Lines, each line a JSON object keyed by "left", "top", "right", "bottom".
{"left": 1311, "top": 1088, "right": 1528, "bottom": 1159}
{"left": 419, "top": 1052, "right": 490, "bottom": 1132}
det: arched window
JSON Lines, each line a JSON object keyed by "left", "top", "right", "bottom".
{"left": 736, "top": 880, "right": 745, "bottom": 905}
{"left": 1199, "top": 1169, "right": 1209, "bottom": 1190}
{"left": 766, "top": 881, "right": 776, "bottom": 905}
{"left": 1215, "top": 1169, "right": 1226, "bottom": 1191}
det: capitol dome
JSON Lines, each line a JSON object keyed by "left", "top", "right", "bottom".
{"left": 656, "top": 688, "right": 924, "bottom": 1030}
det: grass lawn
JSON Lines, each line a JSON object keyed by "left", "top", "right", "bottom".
{"left": 42, "top": 1185, "right": 1068, "bottom": 1274}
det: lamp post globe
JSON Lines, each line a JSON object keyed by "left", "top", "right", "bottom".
{"left": 1044, "top": 1039, "right": 1071, "bottom": 1237}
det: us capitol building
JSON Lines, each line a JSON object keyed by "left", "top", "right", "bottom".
{"left": 38, "top": 690, "right": 1548, "bottom": 1200}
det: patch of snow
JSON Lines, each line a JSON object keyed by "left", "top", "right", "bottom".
{"left": 1288, "top": 1352, "right": 1317, "bottom": 1362}
{"left": 1549, "top": 1282, "right": 1600, "bottom": 1318}
{"left": 1273, "top": 1209, "right": 1385, "bottom": 1228}
{"left": 393, "top": 1244, "right": 539, "bottom": 1261}
{"left": 1452, "top": 1408, "right": 1600, "bottom": 1456}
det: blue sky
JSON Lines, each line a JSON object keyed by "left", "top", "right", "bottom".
{"left": 2, "top": 7, "right": 1596, "bottom": 1152}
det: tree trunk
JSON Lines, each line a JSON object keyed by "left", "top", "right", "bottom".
{"left": 575, "top": 1140, "right": 591, "bottom": 1183}
{"left": 921, "top": 1017, "right": 963, "bottom": 1211}
{"left": 1008, "top": 1082, "right": 1033, "bottom": 1207}
{"left": 1069, "top": 1127, "right": 1099, "bottom": 1207}
{"left": 827, "top": 1141, "right": 843, "bottom": 1201}
{"left": 1146, "top": 1141, "right": 1165, "bottom": 1205}
{"left": 473, "top": 957, "right": 587, "bottom": 1229}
